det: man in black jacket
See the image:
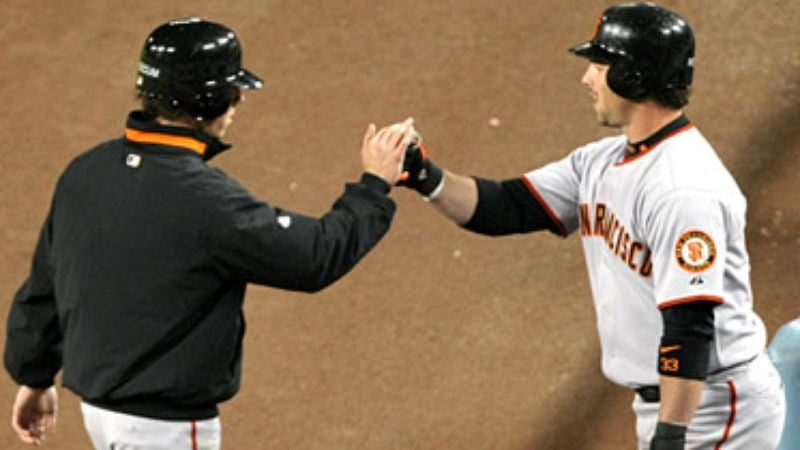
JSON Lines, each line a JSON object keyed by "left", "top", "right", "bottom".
{"left": 5, "top": 18, "right": 412, "bottom": 448}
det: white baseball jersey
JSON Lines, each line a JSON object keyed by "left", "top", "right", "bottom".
{"left": 524, "top": 119, "right": 767, "bottom": 387}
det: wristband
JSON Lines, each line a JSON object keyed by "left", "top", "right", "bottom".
{"left": 414, "top": 160, "right": 444, "bottom": 197}
{"left": 650, "top": 422, "right": 687, "bottom": 450}
{"left": 423, "top": 172, "right": 446, "bottom": 202}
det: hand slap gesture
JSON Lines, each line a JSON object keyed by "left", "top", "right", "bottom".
{"left": 361, "top": 118, "right": 415, "bottom": 186}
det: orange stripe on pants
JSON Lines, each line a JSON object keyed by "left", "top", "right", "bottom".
{"left": 714, "top": 381, "right": 738, "bottom": 449}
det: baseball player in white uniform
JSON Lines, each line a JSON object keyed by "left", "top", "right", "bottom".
{"left": 397, "top": 3, "right": 785, "bottom": 449}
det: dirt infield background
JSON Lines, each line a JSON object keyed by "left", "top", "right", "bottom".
{"left": 1, "top": 1, "right": 798, "bottom": 449}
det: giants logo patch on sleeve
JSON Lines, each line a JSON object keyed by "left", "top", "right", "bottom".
{"left": 675, "top": 230, "right": 716, "bottom": 273}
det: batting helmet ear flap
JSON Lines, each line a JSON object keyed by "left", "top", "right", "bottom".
{"left": 607, "top": 59, "right": 648, "bottom": 100}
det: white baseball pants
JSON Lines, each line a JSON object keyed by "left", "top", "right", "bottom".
{"left": 81, "top": 402, "right": 221, "bottom": 450}
{"left": 634, "top": 352, "right": 785, "bottom": 449}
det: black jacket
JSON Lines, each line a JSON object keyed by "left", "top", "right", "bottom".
{"left": 4, "top": 111, "right": 396, "bottom": 420}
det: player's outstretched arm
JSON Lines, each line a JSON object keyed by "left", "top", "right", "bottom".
{"left": 207, "top": 119, "right": 419, "bottom": 292}
{"left": 425, "top": 171, "right": 479, "bottom": 225}
{"left": 396, "top": 136, "right": 478, "bottom": 224}
{"left": 396, "top": 131, "right": 560, "bottom": 236}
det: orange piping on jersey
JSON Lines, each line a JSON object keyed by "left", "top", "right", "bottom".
{"left": 520, "top": 176, "right": 567, "bottom": 237}
{"left": 713, "top": 381, "right": 737, "bottom": 450}
{"left": 658, "top": 295, "right": 724, "bottom": 310}
{"left": 191, "top": 421, "right": 198, "bottom": 450}
{"left": 125, "top": 129, "right": 208, "bottom": 155}
{"left": 615, "top": 123, "right": 695, "bottom": 166}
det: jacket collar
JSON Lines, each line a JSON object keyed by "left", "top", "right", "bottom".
{"left": 124, "top": 111, "right": 232, "bottom": 160}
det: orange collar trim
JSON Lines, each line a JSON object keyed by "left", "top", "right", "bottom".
{"left": 125, "top": 128, "right": 207, "bottom": 155}
{"left": 615, "top": 123, "right": 695, "bottom": 166}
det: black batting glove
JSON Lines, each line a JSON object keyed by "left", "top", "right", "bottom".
{"left": 396, "top": 137, "right": 444, "bottom": 198}
{"left": 650, "top": 422, "right": 687, "bottom": 450}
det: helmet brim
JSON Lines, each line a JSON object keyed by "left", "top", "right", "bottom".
{"left": 569, "top": 42, "right": 615, "bottom": 63}
{"left": 232, "top": 68, "right": 263, "bottom": 90}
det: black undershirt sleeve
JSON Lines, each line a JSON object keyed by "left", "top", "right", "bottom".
{"left": 462, "top": 177, "right": 560, "bottom": 236}
{"left": 658, "top": 300, "right": 717, "bottom": 380}
{"left": 661, "top": 301, "right": 716, "bottom": 340}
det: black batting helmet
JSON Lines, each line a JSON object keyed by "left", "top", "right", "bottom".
{"left": 569, "top": 3, "right": 694, "bottom": 101}
{"left": 136, "top": 18, "right": 263, "bottom": 121}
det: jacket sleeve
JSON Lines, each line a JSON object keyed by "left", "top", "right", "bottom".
{"left": 4, "top": 209, "right": 63, "bottom": 388}
{"left": 208, "top": 173, "right": 396, "bottom": 292}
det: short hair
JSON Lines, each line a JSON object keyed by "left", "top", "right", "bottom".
{"left": 137, "top": 92, "right": 187, "bottom": 121}
{"left": 650, "top": 87, "right": 691, "bottom": 109}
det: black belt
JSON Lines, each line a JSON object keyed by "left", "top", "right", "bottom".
{"left": 635, "top": 386, "right": 660, "bottom": 403}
